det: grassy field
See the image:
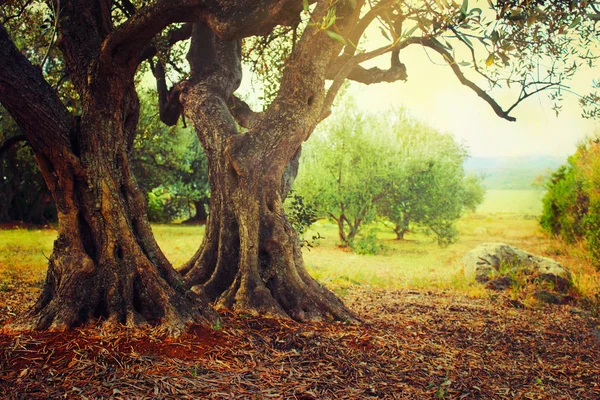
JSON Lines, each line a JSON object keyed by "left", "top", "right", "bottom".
{"left": 476, "top": 189, "right": 545, "bottom": 215}
{"left": 0, "top": 189, "right": 598, "bottom": 305}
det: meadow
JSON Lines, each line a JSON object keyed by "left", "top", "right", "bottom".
{"left": 1, "top": 189, "right": 598, "bottom": 305}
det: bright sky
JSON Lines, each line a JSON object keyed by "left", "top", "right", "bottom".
{"left": 344, "top": 44, "right": 599, "bottom": 158}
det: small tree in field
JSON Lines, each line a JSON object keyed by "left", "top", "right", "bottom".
{"left": 296, "top": 106, "right": 484, "bottom": 247}
{"left": 295, "top": 108, "right": 390, "bottom": 245}
{"left": 379, "top": 118, "right": 485, "bottom": 245}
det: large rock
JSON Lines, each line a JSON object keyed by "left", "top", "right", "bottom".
{"left": 462, "top": 242, "right": 571, "bottom": 284}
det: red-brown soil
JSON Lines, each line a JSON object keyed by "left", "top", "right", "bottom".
{"left": 1, "top": 286, "right": 599, "bottom": 398}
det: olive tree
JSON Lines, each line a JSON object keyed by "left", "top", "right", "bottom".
{"left": 0, "top": 0, "right": 597, "bottom": 331}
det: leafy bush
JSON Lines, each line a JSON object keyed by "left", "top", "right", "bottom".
{"left": 350, "top": 231, "right": 385, "bottom": 255}
{"left": 540, "top": 138, "right": 600, "bottom": 267}
{"left": 285, "top": 191, "right": 321, "bottom": 248}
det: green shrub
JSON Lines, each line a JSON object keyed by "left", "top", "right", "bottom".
{"left": 540, "top": 138, "right": 600, "bottom": 267}
{"left": 350, "top": 231, "right": 384, "bottom": 255}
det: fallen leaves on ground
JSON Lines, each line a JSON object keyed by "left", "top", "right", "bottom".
{"left": 1, "top": 287, "right": 599, "bottom": 399}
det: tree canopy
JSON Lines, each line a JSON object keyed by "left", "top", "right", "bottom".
{"left": 295, "top": 103, "right": 484, "bottom": 247}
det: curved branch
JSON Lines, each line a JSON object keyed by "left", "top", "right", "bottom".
{"left": 419, "top": 37, "right": 517, "bottom": 122}
{"left": 150, "top": 59, "right": 183, "bottom": 126}
{"left": 0, "top": 134, "right": 27, "bottom": 159}
{"left": 103, "top": 0, "right": 302, "bottom": 67}
{"left": 227, "top": 95, "right": 262, "bottom": 129}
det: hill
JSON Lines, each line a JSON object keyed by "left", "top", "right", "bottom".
{"left": 464, "top": 156, "right": 565, "bottom": 190}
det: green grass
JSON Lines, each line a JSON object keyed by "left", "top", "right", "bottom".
{"left": 151, "top": 224, "right": 205, "bottom": 267}
{"left": 476, "top": 189, "right": 545, "bottom": 216}
{"left": 0, "top": 227, "right": 56, "bottom": 288}
{"left": 302, "top": 216, "right": 544, "bottom": 294}
{"left": 0, "top": 188, "right": 597, "bottom": 306}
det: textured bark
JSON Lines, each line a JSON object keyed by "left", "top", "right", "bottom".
{"left": 182, "top": 200, "right": 208, "bottom": 224}
{"left": 0, "top": 12, "right": 216, "bottom": 332}
{"left": 177, "top": 9, "right": 361, "bottom": 322}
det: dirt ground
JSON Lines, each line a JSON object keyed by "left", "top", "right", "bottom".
{"left": 1, "top": 285, "right": 599, "bottom": 399}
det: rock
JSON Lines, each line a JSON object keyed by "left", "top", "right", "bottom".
{"left": 485, "top": 276, "right": 514, "bottom": 291}
{"left": 534, "top": 291, "right": 563, "bottom": 305}
{"left": 533, "top": 274, "right": 571, "bottom": 293}
{"left": 462, "top": 242, "right": 571, "bottom": 283}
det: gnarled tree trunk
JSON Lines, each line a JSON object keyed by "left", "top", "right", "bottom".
{"left": 0, "top": 15, "right": 216, "bottom": 332}
{"left": 175, "top": 19, "right": 358, "bottom": 323}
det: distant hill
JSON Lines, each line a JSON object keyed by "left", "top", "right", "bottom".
{"left": 464, "top": 156, "right": 566, "bottom": 190}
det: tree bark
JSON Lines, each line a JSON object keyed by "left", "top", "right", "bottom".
{"left": 0, "top": 18, "right": 216, "bottom": 332}
{"left": 183, "top": 199, "right": 208, "bottom": 224}
{"left": 177, "top": 20, "right": 357, "bottom": 322}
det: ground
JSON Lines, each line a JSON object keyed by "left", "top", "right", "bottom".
{"left": 1, "top": 190, "right": 599, "bottom": 398}
{"left": 1, "top": 288, "right": 598, "bottom": 398}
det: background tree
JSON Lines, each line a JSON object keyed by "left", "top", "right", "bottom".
{"left": 295, "top": 106, "right": 391, "bottom": 246}
{"left": 540, "top": 136, "right": 600, "bottom": 267}
{"left": 132, "top": 90, "right": 209, "bottom": 223}
{"left": 0, "top": 107, "right": 55, "bottom": 224}
{"left": 379, "top": 116, "right": 485, "bottom": 245}
{"left": 296, "top": 105, "right": 484, "bottom": 247}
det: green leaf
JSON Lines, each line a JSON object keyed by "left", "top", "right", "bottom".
{"left": 379, "top": 26, "right": 391, "bottom": 41}
{"left": 303, "top": 0, "right": 309, "bottom": 13}
{"left": 569, "top": 16, "right": 582, "bottom": 29}
{"left": 402, "top": 25, "right": 419, "bottom": 39}
{"left": 325, "top": 30, "right": 346, "bottom": 45}
{"left": 460, "top": 0, "right": 468, "bottom": 16}
{"left": 458, "top": 61, "right": 470, "bottom": 66}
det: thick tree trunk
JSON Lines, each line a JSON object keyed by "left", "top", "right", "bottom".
{"left": 1, "top": 23, "right": 216, "bottom": 332}
{"left": 394, "top": 217, "right": 410, "bottom": 240}
{"left": 394, "top": 228, "right": 408, "bottom": 240}
{"left": 26, "top": 96, "right": 216, "bottom": 332}
{"left": 183, "top": 199, "right": 208, "bottom": 224}
{"left": 177, "top": 22, "right": 356, "bottom": 323}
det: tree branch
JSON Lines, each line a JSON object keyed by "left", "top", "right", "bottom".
{"left": 227, "top": 95, "right": 262, "bottom": 129}
{"left": 0, "top": 23, "right": 74, "bottom": 154}
{"left": 150, "top": 59, "right": 183, "bottom": 126}
{"left": 103, "top": 0, "right": 303, "bottom": 67}
{"left": 419, "top": 37, "right": 517, "bottom": 122}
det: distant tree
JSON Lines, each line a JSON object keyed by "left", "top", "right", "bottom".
{"left": 295, "top": 108, "right": 388, "bottom": 245}
{"left": 377, "top": 114, "right": 484, "bottom": 245}
{"left": 296, "top": 106, "right": 484, "bottom": 247}
{"left": 540, "top": 137, "right": 600, "bottom": 267}
{"left": 132, "top": 91, "right": 209, "bottom": 223}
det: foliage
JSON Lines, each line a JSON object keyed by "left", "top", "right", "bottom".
{"left": 0, "top": 107, "right": 54, "bottom": 223}
{"left": 129, "top": 90, "right": 210, "bottom": 223}
{"left": 540, "top": 137, "right": 600, "bottom": 267}
{"left": 350, "top": 230, "right": 385, "bottom": 255}
{"left": 295, "top": 105, "right": 388, "bottom": 246}
{"left": 378, "top": 117, "right": 484, "bottom": 246}
{"left": 295, "top": 103, "right": 485, "bottom": 248}
{"left": 284, "top": 191, "right": 321, "bottom": 248}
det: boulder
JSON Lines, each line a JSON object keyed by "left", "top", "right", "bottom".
{"left": 462, "top": 242, "right": 571, "bottom": 284}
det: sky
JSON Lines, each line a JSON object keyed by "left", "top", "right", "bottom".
{"left": 343, "top": 45, "right": 599, "bottom": 158}
{"left": 206, "top": 2, "right": 600, "bottom": 160}
{"left": 236, "top": 37, "right": 598, "bottom": 159}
